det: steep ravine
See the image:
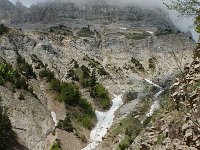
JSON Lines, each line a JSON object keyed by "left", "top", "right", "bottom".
{"left": 83, "top": 79, "right": 164, "bottom": 150}
{"left": 82, "top": 95, "right": 123, "bottom": 150}
{"left": 145, "top": 79, "right": 164, "bottom": 117}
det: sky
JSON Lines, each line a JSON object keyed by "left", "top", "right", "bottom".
{"left": 8, "top": 0, "right": 199, "bottom": 41}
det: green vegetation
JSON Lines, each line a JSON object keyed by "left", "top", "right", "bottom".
{"left": 70, "top": 59, "right": 79, "bottom": 68}
{"left": 116, "top": 117, "right": 143, "bottom": 150}
{"left": 83, "top": 56, "right": 101, "bottom": 67}
{"left": 106, "top": 95, "right": 153, "bottom": 150}
{"left": 81, "top": 65, "right": 91, "bottom": 79}
{"left": 31, "top": 54, "right": 45, "bottom": 69}
{"left": 39, "top": 68, "right": 96, "bottom": 129}
{"left": 149, "top": 56, "right": 157, "bottom": 70}
{"left": 39, "top": 69, "right": 55, "bottom": 82}
{"left": 57, "top": 116, "right": 74, "bottom": 132}
{"left": 98, "top": 67, "right": 109, "bottom": 76}
{"left": 131, "top": 57, "right": 145, "bottom": 72}
{"left": 49, "top": 25, "right": 73, "bottom": 36}
{"left": 77, "top": 27, "right": 95, "bottom": 37}
{"left": 0, "top": 24, "right": 9, "bottom": 35}
{"left": 67, "top": 59, "right": 111, "bottom": 110}
{"left": 156, "top": 133, "right": 165, "bottom": 144}
{"left": 57, "top": 83, "right": 80, "bottom": 105}
{"left": 16, "top": 55, "right": 36, "bottom": 79}
{"left": 90, "top": 84, "right": 111, "bottom": 109}
{"left": 83, "top": 56, "right": 109, "bottom": 76}
{"left": 124, "top": 32, "right": 150, "bottom": 40}
{"left": 0, "top": 61, "right": 29, "bottom": 90}
{"left": 68, "top": 69, "right": 80, "bottom": 81}
{"left": 50, "top": 140, "right": 62, "bottom": 150}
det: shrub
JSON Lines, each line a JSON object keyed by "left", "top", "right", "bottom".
{"left": 0, "top": 24, "right": 9, "bottom": 35}
{"left": 18, "top": 93, "right": 25, "bottom": 100}
{"left": 14, "top": 77, "right": 28, "bottom": 90}
{"left": 31, "top": 54, "right": 45, "bottom": 68}
{"left": 39, "top": 69, "right": 55, "bottom": 82}
{"left": 81, "top": 65, "right": 90, "bottom": 79}
{"left": 131, "top": 57, "right": 145, "bottom": 72}
{"left": 78, "top": 113, "right": 95, "bottom": 129}
{"left": 57, "top": 116, "right": 74, "bottom": 132}
{"left": 90, "top": 84, "right": 111, "bottom": 109}
{"left": 16, "top": 55, "right": 36, "bottom": 79}
{"left": 77, "top": 27, "right": 95, "bottom": 37}
{"left": 68, "top": 69, "right": 80, "bottom": 81}
{"left": 72, "top": 60, "right": 79, "bottom": 68}
{"left": 50, "top": 140, "right": 62, "bottom": 150}
{"left": 50, "top": 79, "right": 61, "bottom": 92}
{"left": 57, "top": 83, "right": 81, "bottom": 106}
{"left": 149, "top": 57, "right": 156, "bottom": 70}
{"left": 98, "top": 67, "right": 109, "bottom": 76}
{"left": 17, "top": 62, "right": 36, "bottom": 79}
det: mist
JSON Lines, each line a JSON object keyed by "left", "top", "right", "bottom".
{"left": 9, "top": 0, "right": 199, "bottom": 42}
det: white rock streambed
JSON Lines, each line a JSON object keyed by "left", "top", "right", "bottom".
{"left": 51, "top": 111, "right": 58, "bottom": 127}
{"left": 82, "top": 94, "right": 123, "bottom": 150}
{"left": 144, "top": 79, "right": 164, "bottom": 117}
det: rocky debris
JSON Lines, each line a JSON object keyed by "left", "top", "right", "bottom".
{"left": 129, "top": 46, "right": 200, "bottom": 150}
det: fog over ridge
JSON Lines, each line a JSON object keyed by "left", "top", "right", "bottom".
{"left": 8, "top": 0, "right": 199, "bottom": 42}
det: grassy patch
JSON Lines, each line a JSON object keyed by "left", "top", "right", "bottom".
{"left": 50, "top": 140, "right": 62, "bottom": 150}
{"left": 124, "top": 32, "right": 150, "bottom": 40}
{"left": 77, "top": 27, "right": 95, "bottom": 37}
{"left": 156, "top": 133, "right": 165, "bottom": 145}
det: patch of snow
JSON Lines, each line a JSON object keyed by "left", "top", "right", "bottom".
{"left": 82, "top": 94, "right": 123, "bottom": 150}
{"left": 119, "top": 27, "right": 128, "bottom": 31}
{"left": 146, "top": 100, "right": 159, "bottom": 117}
{"left": 146, "top": 31, "right": 154, "bottom": 35}
{"left": 144, "top": 79, "right": 164, "bottom": 117}
{"left": 155, "top": 89, "right": 164, "bottom": 98}
{"left": 144, "top": 79, "right": 162, "bottom": 89}
{"left": 51, "top": 111, "right": 58, "bottom": 127}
